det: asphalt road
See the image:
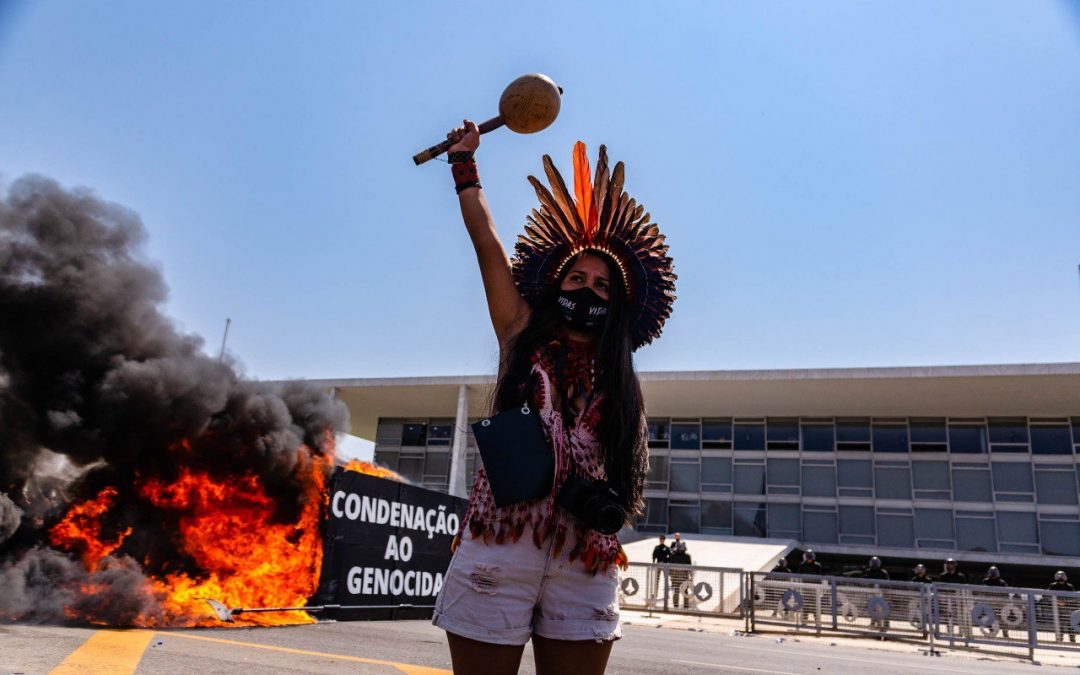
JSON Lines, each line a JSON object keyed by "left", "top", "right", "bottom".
{"left": 1, "top": 619, "right": 1051, "bottom": 675}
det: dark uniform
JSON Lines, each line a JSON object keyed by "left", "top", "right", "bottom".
{"left": 796, "top": 559, "right": 824, "bottom": 575}
{"left": 651, "top": 539, "right": 671, "bottom": 603}
{"left": 937, "top": 570, "right": 967, "bottom": 584}
{"left": 864, "top": 566, "right": 890, "bottom": 581}
{"left": 937, "top": 562, "right": 969, "bottom": 637}
{"left": 1048, "top": 578, "right": 1077, "bottom": 642}
{"left": 652, "top": 541, "right": 671, "bottom": 564}
{"left": 670, "top": 549, "right": 693, "bottom": 608}
{"left": 981, "top": 571, "right": 1011, "bottom": 638}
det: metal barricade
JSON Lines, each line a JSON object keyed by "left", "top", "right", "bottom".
{"left": 618, "top": 562, "right": 744, "bottom": 618}
{"left": 748, "top": 572, "right": 931, "bottom": 643}
{"left": 933, "top": 583, "right": 1080, "bottom": 660}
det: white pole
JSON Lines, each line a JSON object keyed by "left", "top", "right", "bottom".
{"left": 448, "top": 384, "right": 470, "bottom": 498}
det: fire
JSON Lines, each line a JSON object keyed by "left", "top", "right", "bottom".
{"left": 49, "top": 486, "right": 132, "bottom": 570}
{"left": 47, "top": 446, "right": 330, "bottom": 627}
{"left": 344, "top": 458, "right": 403, "bottom": 481}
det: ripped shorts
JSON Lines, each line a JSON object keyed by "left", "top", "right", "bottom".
{"left": 431, "top": 518, "right": 621, "bottom": 646}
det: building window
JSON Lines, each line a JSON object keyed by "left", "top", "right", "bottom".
{"left": 669, "top": 459, "right": 701, "bottom": 493}
{"left": 733, "top": 462, "right": 765, "bottom": 495}
{"left": 836, "top": 419, "right": 871, "bottom": 451}
{"left": 990, "top": 461, "right": 1035, "bottom": 502}
{"left": 912, "top": 461, "right": 951, "bottom": 500}
{"left": 909, "top": 418, "right": 947, "bottom": 452}
{"left": 839, "top": 505, "right": 875, "bottom": 541}
{"left": 988, "top": 418, "right": 1028, "bottom": 452}
{"left": 423, "top": 451, "right": 450, "bottom": 480}
{"left": 401, "top": 423, "right": 427, "bottom": 447}
{"left": 648, "top": 420, "right": 670, "bottom": 448}
{"left": 766, "top": 418, "right": 799, "bottom": 450}
{"left": 640, "top": 497, "right": 668, "bottom": 532}
{"left": 801, "top": 463, "right": 836, "bottom": 497}
{"left": 733, "top": 423, "right": 765, "bottom": 451}
{"left": 874, "top": 465, "right": 913, "bottom": 500}
{"left": 668, "top": 500, "right": 701, "bottom": 534}
{"left": 701, "top": 457, "right": 733, "bottom": 493}
{"left": 948, "top": 424, "right": 987, "bottom": 454}
{"left": 397, "top": 451, "right": 425, "bottom": 482}
{"left": 767, "top": 503, "right": 800, "bottom": 539}
{"left": 802, "top": 424, "right": 835, "bottom": 452}
{"left": 956, "top": 512, "right": 997, "bottom": 552}
{"left": 376, "top": 420, "right": 404, "bottom": 446}
{"left": 997, "top": 511, "right": 1039, "bottom": 553}
{"left": 837, "top": 459, "right": 873, "bottom": 497}
{"left": 1031, "top": 425, "right": 1072, "bottom": 455}
{"left": 374, "top": 450, "right": 399, "bottom": 471}
{"left": 702, "top": 419, "right": 733, "bottom": 449}
{"left": 1039, "top": 519, "right": 1080, "bottom": 556}
{"left": 734, "top": 502, "right": 766, "bottom": 537}
{"left": 670, "top": 422, "right": 701, "bottom": 450}
{"left": 952, "top": 467, "right": 993, "bottom": 502}
{"left": 872, "top": 425, "right": 909, "bottom": 453}
{"left": 766, "top": 458, "right": 800, "bottom": 495}
{"left": 915, "top": 508, "right": 955, "bottom": 545}
{"left": 646, "top": 455, "right": 669, "bottom": 489}
{"left": 701, "top": 500, "right": 733, "bottom": 534}
{"left": 665, "top": 496, "right": 699, "bottom": 533}
{"left": 876, "top": 510, "right": 915, "bottom": 548}
{"left": 1034, "top": 469, "right": 1079, "bottom": 505}
{"left": 427, "top": 422, "right": 453, "bottom": 446}
{"left": 803, "top": 508, "right": 838, "bottom": 544}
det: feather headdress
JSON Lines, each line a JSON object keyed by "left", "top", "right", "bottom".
{"left": 513, "top": 142, "right": 676, "bottom": 350}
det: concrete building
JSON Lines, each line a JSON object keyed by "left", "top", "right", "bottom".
{"left": 308, "top": 362, "right": 1080, "bottom": 569}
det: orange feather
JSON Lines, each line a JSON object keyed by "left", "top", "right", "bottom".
{"left": 572, "top": 141, "right": 596, "bottom": 240}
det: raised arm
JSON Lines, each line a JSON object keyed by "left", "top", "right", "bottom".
{"left": 446, "top": 120, "right": 531, "bottom": 346}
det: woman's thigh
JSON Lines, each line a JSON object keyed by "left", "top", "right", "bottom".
{"left": 531, "top": 634, "right": 613, "bottom": 675}
{"left": 446, "top": 631, "right": 526, "bottom": 675}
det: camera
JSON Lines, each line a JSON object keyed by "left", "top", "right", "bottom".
{"left": 555, "top": 475, "right": 626, "bottom": 535}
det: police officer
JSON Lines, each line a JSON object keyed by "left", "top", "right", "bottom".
{"left": 864, "top": 556, "right": 890, "bottom": 580}
{"left": 652, "top": 535, "right": 671, "bottom": 564}
{"left": 982, "top": 566, "right": 1008, "bottom": 587}
{"left": 1048, "top": 571, "right": 1076, "bottom": 643}
{"left": 981, "top": 566, "right": 1011, "bottom": 638}
{"left": 772, "top": 557, "right": 791, "bottom": 574}
{"left": 1050, "top": 570, "right": 1075, "bottom": 592}
{"left": 796, "top": 549, "right": 824, "bottom": 575}
{"left": 938, "top": 558, "right": 967, "bottom": 584}
{"left": 650, "top": 535, "right": 671, "bottom": 601}
{"left": 910, "top": 563, "right": 932, "bottom": 583}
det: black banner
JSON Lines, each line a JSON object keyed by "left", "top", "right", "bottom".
{"left": 315, "top": 468, "right": 467, "bottom": 620}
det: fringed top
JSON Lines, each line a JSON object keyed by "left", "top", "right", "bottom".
{"left": 457, "top": 338, "right": 628, "bottom": 574}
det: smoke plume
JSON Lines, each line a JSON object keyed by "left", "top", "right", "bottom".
{"left": 0, "top": 175, "right": 348, "bottom": 625}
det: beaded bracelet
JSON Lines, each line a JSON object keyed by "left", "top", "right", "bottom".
{"left": 452, "top": 160, "right": 481, "bottom": 194}
{"left": 447, "top": 150, "right": 474, "bottom": 164}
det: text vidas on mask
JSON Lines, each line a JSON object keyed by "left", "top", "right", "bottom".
{"left": 556, "top": 288, "right": 609, "bottom": 331}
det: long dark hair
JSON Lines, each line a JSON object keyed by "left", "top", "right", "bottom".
{"left": 493, "top": 252, "right": 648, "bottom": 518}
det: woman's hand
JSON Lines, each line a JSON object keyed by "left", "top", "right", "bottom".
{"left": 447, "top": 119, "right": 480, "bottom": 154}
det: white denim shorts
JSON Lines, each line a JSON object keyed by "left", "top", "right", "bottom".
{"left": 432, "top": 521, "right": 621, "bottom": 646}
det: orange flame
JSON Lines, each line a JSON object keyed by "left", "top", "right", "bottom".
{"left": 343, "top": 459, "right": 403, "bottom": 482}
{"left": 48, "top": 445, "right": 330, "bottom": 627}
{"left": 49, "top": 486, "right": 132, "bottom": 570}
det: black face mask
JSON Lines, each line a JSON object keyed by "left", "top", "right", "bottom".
{"left": 556, "top": 287, "right": 609, "bottom": 331}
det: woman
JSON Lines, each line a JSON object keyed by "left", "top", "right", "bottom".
{"left": 432, "top": 120, "right": 676, "bottom": 675}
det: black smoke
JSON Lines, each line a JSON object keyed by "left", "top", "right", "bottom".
{"left": 0, "top": 175, "right": 348, "bottom": 624}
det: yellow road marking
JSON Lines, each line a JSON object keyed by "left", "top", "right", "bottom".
{"left": 50, "top": 630, "right": 154, "bottom": 675}
{"left": 166, "top": 632, "right": 452, "bottom": 675}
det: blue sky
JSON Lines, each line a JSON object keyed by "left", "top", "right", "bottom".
{"left": 1, "top": 0, "right": 1078, "bottom": 380}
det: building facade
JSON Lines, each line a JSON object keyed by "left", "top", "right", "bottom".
{"left": 313, "top": 362, "right": 1080, "bottom": 567}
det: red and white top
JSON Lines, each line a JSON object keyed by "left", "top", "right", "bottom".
{"left": 458, "top": 338, "right": 628, "bottom": 574}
